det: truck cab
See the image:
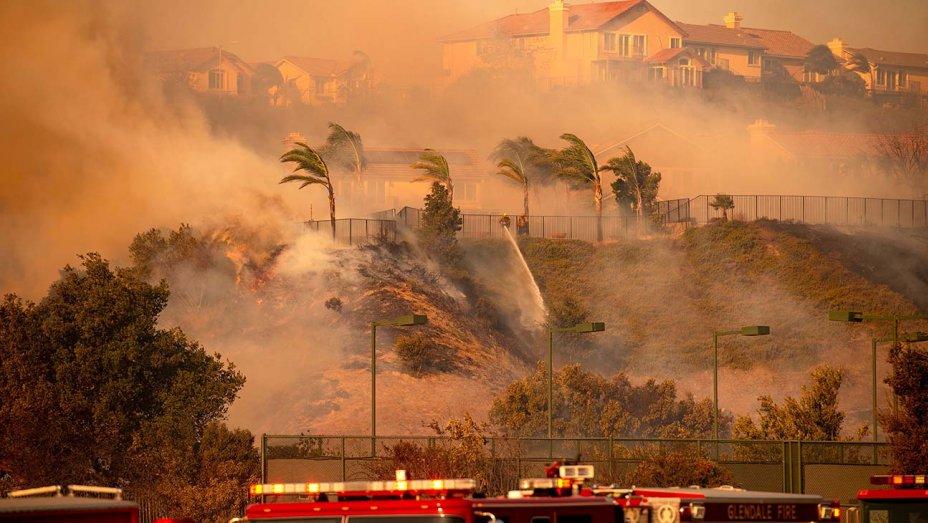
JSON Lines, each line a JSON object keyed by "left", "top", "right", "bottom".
{"left": 0, "top": 485, "right": 139, "bottom": 523}
{"left": 850, "top": 475, "right": 928, "bottom": 523}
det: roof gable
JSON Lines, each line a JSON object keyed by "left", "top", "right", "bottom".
{"left": 278, "top": 56, "right": 353, "bottom": 77}
{"left": 677, "top": 23, "right": 813, "bottom": 58}
{"left": 851, "top": 47, "right": 928, "bottom": 70}
{"left": 145, "top": 47, "right": 253, "bottom": 74}
{"left": 441, "top": 0, "right": 656, "bottom": 42}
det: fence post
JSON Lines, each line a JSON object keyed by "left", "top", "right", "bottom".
{"left": 569, "top": 217, "right": 573, "bottom": 239}
{"left": 780, "top": 195, "right": 783, "bottom": 220}
{"left": 802, "top": 197, "right": 806, "bottom": 222}
{"left": 797, "top": 440, "right": 804, "bottom": 493}
{"left": 755, "top": 196, "right": 758, "bottom": 221}
{"left": 824, "top": 197, "right": 828, "bottom": 224}
{"left": 261, "top": 433, "right": 268, "bottom": 484}
{"left": 349, "top": 220, "right": 353, "bottom": 245}
{"left": 341, "top": 436, "right": 347, "bottom": 481}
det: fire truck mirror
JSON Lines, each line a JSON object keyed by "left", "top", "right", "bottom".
{"left": 845, "top": 507, "right": 859, "bottom": 523}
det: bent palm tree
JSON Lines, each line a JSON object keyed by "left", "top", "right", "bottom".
{"left": 554, "top": 133, "right": 604, "bottom": 241}
{"left": 411, "top": 149, "right": 453, "bottom": 200}
{"left": 324, "top": 122, "right": 366, "bottom": 183}
{"left": 280, "top": 143, "right": 336, "bottom": 238}
{"left": 804, "top": 44, "right": 839, "bottom": 78}
{"left": 491, "top": 137, "right": 549, "bottom": 218}
{"left": 602, "top": 146, "right": 662, "bottom": 220}
{"left": 845, "top": 51, "right": 874, "bottom": 94}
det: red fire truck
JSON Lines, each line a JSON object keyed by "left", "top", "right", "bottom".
{"left": 238, "top": 465, "right": 842, "bottom": 523}
{"left": 848, "top": 475, "right": 928, "bottom": 523}
{"left": 0, "top": 485, "right": 139, "bottom": 523}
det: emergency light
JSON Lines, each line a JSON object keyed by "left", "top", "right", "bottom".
{"left": 559, "top": 465, "right": 595, "bottom": 480}
{"left": 249, "top": 478, "right": 476, "bottom": 497}
{"left": 871, "top": 474, "right": 927, "bottom": 487}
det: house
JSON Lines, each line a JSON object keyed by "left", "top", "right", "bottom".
{"left": 677, "top": 12, "right": 815, "bottom": 83}
{"left": 144, "top": 47, "right": 254, "bottom": 95}
{"left": 440, "top": 0, "right": 702, "bottom": 88}
{"left": 828, "top": 38, "right": 928, "bottom": 98}
{"left": 274, "top": 55, "right": 373, "bottom": 106}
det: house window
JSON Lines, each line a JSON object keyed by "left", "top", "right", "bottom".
{"left": 236, "top": 73, "right": 245, "bottom": 94}
{"left": 315, "top": 76, "right": 326, "bottom": 95}
{"left": 717, "top": 58, "right": 730, "bottom": 70}
{"left": 461, "top": 182, "right": 478, "bottom": 202}
{"left": 670, "top": 37, "right": 682, "bottom": 49}
{"left": 648, "top": 66, "right": 665, "bottom": 80}
{"left": 748, "top": 51, "right": 761, "bottom": 66}
{"left": 618, "top": 35, "right": 631, "bottom": 56}
{"left": 367, "top": 180, "right": 386, "bottom": 204}
{"left": 876, "top": 69, "right": 886, "bottom": 85}
{"left": 208, "top": 69, "right": 223, "bottom": 90}
{"left": 898, "top": 71, "right": 908, "bottom": 88}
{"left": 633, "top": 35, "right": 646, "bottom": 57}
{"left": 604, "top": 32, "right": 616, "bottom": 52}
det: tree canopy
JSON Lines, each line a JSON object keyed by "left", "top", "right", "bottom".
{"left": 603, "top": 146, "right": 662, "bottom": 218}
{"left": 883, "top": 342, "right": 928, "bottom": 472}
{"left": 0, "top": 253, "right": 254, "bottom": 519}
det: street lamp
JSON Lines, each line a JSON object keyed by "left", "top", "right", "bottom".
{"left": 547, "top": 322, "right": 605, "bottom": 439}
{"left": 829, "top": 310, "right": 928, "bottom": 443}
{"left": 712, "top": 325, "right": 770, "bottom": 442}
{"left": 370, "top": 314, "right": 427, "bottom": 453}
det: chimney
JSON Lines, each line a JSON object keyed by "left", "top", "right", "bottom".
{"left": 723, "top": 11, "right": 743, "bottom": 29}
{"left": 827, "top": 37, "right": 845, "bottom": 57}
{"left": 549, "top": 0, "right": 569, "bottom": 79}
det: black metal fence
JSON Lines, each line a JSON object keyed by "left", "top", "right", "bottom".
{"left": 305, "top": 218, "right": 397, "bottom": 245}
{"left": 658, "top": 195, "right": 928, "bottom": 228}
{"left": 260, "top": 434, "right": 889, "bottom": 503}
{"left": 395, "top": 207, "right": 636, "bottom": 241}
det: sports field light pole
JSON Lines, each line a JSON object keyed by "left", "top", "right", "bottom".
{"left": 828, "top": 311, "right": 928, "bottom": 443}
{"left": 547, "top": 322, "right": 605, "bottom": 439}
{"left": 371, "top": 314, "right": 427, "bottom": 454}
{"left": 712, "top": 326, "right": 770, "bottom": 443}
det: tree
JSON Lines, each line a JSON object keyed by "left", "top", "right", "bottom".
{"left": 845, "top": 51, "right": 874, "bottom": 93}
{"left": 733, "top": 365, "right": 847, "bottom": 441}
{"left": 882, "top": 342, "right": 928, "bottom": 472}
{"left": 602, "top": 146, "right": 662, "bottom": 221}
{"left": 818, "top": 70, "right": 866, "bottom": 98}
{"left": 420, "top": 181, "right": 462, "bottom": 265}
{"left": 323, "top": 122, "right": 366, "bottom": 183}
{"left": 251, "top": 63, "right": 285, "bottom": 105}
{"left": 626, "top": 450, "right": 733, "bottom": 488}
{"left": 490, "top": 137, "right": 553, "bottom": 217}
{"left": 280, "top": 142, "right": 336, "bottom": 238}
{"left": 710, "top": 194, "right": 735, "bottom": 221}
{"left": 876, "top": 122, "right": 928, "bottom": 195}
{"left": 489, "top": 364, "right": 727, "bottom": 438}
{"left": 553, "top": 133, "right": 605, "bottom": 241}
{"left": 804, "top": 44, "right": 839, "bottom": 77}
{"left": 411, "top": 149, "right": 454, "bottom": 200}
{"left": 0, "top": 254, "right": 249, "bottom": 514}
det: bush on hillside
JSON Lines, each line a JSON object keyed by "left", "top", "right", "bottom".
{"left": 883, "top": 342, "right": 928, "bottom": 472}
{"left": 420, "top": 181, "right": 462, "bottom": 266}
{"left": 394, "top": 331, "right": 458, "bottom": 376}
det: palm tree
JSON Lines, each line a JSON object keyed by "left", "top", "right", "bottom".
{"left": 845, "top": 51, "right": 874, "bottom": 94}
{"left": 553, "top": 133, "right": 604, "bottom": 241}
{"left": 601, "top": 146, "right": 662, "bottom": 221}
{"left": 804, "top": 44, "right": 839, "bottom": 79}
{"left": 280, "top": 143, "right": 336, "bottom": 238}
{"left": 710, "top": 194, "right": 735, "bottom": 221}
{"left": 490, "top": 137, "right": 549, "bottom": 217}
{"left": 324, "top": 122, "right": 366, "bottom": 183}
{"left": 411, "top": 149, "right": 453, "bottom": 200}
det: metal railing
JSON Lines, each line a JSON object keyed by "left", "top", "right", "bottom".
{"left": 260, "top": 434, "right": 890, "bottom": 501}
{"left": 657, "top": 195, "right": 928, "bottom": 228}
{"left": 305, "top": 218, "right": 398, "bottom": 245}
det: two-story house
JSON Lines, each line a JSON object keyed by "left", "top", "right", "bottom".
{"left": 828, "top": 38, "right": 928, "bottom": 99}
{"left": 677, "top": 12, "right": 814, "bottom": 83}
{"left": 274, "top": 55, "right": 373, "bottom": 106}
{"left": 145, "top": 47, "right": 254, "bottom": 95}
{"left": 440, "top": 0, "right": 708, "bottom": 89}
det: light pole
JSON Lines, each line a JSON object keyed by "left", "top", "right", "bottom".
{"left": 712, "top": 325, "right": 770, "bottom": 442}
{"left": 829, "top": 311, "right": 928, "bottom": 443}
{"left": 547, "top": 322, "right": 605, "bottom": 439}
{"left": 370, "top": 314, "right": 427, "bottom": 454}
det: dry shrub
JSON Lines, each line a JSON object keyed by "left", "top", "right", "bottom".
{"left": 394, "top": 331, "right": 458, "bottom": 376}
{"left": 621, "top": 449, "right": 733, "bottom": 488}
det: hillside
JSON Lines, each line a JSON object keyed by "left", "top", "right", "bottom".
{"left": 146, "top": 220, "right": 927, "bottom": 436}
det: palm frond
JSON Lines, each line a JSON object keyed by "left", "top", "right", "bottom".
{"left": 496, "top": 158, "right": 527, "bottom": 185}
{"left": 410, "top": 149, "right": 451, "bottom": 182}
{"left": 326, "top": 122, "right": 367, "bottom": 171}
{"left": 280, "top": 143, "right": 330, "bottom": 186}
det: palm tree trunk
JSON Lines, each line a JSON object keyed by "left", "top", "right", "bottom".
{"left": 523, "top": 182, "right": 530, "bottom": 218}
{"left": 447, "top": 179, "right": 454, "bottom": 202}
{"left": 636, "top": 190, "right": 644, "bottom": 233}
{"left": 327, "top": 184, "right": 337, "bottom": 239}
{"left": 594, "top": 181, "right": 603, "bottom": 242}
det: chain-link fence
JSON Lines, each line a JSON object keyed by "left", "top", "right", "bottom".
{"left": 260, "top": 435, "right": 889, "bottom": 504}
{"left": 658, "top": 195, "right": 928, "bottom": 228}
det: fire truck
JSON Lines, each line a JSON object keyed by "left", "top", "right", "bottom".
{"left": 848, "top": 475, "right": 928, "bottom": 523}
{"left": 239, "top": 464, "right": 842, "bottom": 523}
{"left": 0, "top": 485, "right": 139, "bottom": 523}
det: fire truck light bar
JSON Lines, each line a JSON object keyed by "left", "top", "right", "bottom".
{"left": 519, "top": 478, "right": 574, "bottom": 490}
{"left": 559, "top": 465, "right": 595, "bottom": 480}
{"left": 871, "top": 475, "right": 927, "bottom": 487}
{"left": 249, "top": 478, "right": 476, "bottom": 496}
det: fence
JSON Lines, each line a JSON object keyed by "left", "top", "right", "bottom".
{"left": 305, "top": 218, "right": 397, "bottom": 245}
{"left": 395, "top": 207, "right": 635, "bottom": 241}
{"left": 658, "top": 195, "right": 928, "bottom": 228}
{"left": 260, "top": 434, "right": 889, "bottom": 504}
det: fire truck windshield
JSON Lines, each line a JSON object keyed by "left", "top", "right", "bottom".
{"left": 861, "top": 503, "right": 928, "bottom": 523}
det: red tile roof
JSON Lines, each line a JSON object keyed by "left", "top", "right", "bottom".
{"left": 850, "top": 48, "right": 928, "bottom": 70}
{"left": 145, "top": 47, "right": 252, "bottom": 74}
{"left": 766, "top": 131, "right": 881, "bottom": 159}
{"left": 279, "top": 56, "right": 352, "bottom": 77}
{"left": 677, "top": 23, "right": 813, "bottom": 59}
{"left": 645, "top": 47, "right": 711, "bottom": 67}
{"left": 364, "top": 148, "right": 486, "bottom": 180}
{"left": 441, "top": 0, "right": 646, "bottom": 42}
